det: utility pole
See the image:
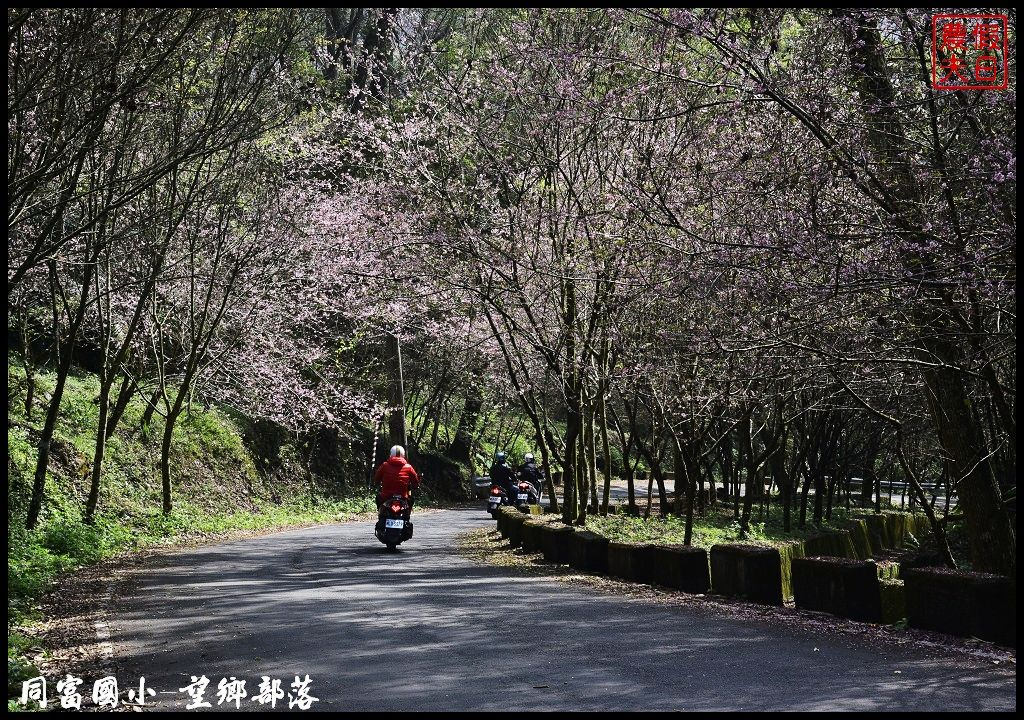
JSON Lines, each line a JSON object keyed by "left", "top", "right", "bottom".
{"left": 386, "top": 331, "right": 407, "bottom": 449}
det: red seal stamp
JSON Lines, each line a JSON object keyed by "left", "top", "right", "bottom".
{"left": 931, "top": 14, "right": 1009, "bottom": 90}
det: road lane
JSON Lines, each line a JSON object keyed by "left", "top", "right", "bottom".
{"left": 109, "top": 507, "right": 1015, "bottom": 711}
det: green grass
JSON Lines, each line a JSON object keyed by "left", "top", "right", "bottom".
{"left": 585, "top": 504, "right": 851, "bottom": 549}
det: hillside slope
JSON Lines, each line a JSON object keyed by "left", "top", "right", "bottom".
{"left": 7, "top": 356, "right": 379, "bottom": 703}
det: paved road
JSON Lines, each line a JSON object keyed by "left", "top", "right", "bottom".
{"left": 109, "top": 507, "right": 1015, "bottom": 711}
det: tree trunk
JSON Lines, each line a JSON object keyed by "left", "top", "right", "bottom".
{"left": 141, "top": 386, "right": 162, "bottom": 438}
{"left": 586, "top": 407, "right": 599, "bottom": 513}
{"left": 105, "top": 373, "right": 138, "bottom": 440}
{"left": 561, "top": 408, "right": 581, "bottom": 524}
{"left": 599, "top": 392, "right": 612, "bottom": 515}
{"left": 26, "top": 261, "right": 94, "bottom": 530}
{"left": 535, "top": 425, "right": 559, "bottom": 514}
{"left": 161, "top": 412, "right": 176, "bottom": 514}
{"left": 84, "top": 379, "right": 113, "bottom": 523}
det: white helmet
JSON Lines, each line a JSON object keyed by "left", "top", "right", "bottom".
{"left": 390, "top": 445, "right": 406, "bottom": 458}
{"left": 524, "top": 453, "right": 535, "bottom": 462}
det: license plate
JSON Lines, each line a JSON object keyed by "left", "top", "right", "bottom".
{"left": 489, "top": 499, "right": 500, "bottom": 506}
{"left": 517, "top": 493, "right": 529, "bottom": 501}
{"left": 385, "top": 519, "right": 404, "bottom": 529}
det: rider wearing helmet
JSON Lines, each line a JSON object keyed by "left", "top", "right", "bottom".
{"left": 517, "top": 452, "right": 544, "bottom": 495}
{"left": 374, "top": 445, "right": 420, "bottom": 518}
{"left": 489, "top": 451, "right": 517, "bottom": 499}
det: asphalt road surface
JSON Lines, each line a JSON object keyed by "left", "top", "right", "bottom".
{"left": 109, "top": 507, "right": 1015, "bottom": 711}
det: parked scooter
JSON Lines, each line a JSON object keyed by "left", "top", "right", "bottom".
{"left": 515, "top": 480, "right": 540, "bottom": 513}
{"left": 487, "top": 483, "right": 508, "bottom": 515}
{"left": 374, "top": 494, "right": 413, "bottom": 551}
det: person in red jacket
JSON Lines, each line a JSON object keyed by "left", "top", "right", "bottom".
{"left": 374, "top": 445, "right": 420, "bottom": 517}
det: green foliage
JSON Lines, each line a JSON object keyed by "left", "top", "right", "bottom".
{"left": 407, "top": 392, "right": 546, "bottom": 472}
{"left": 8, "top": 632, "right": 39, "bottom": 706}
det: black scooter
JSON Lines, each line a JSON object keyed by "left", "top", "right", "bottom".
{"left": 374, "top": 494, "right": 413, "bottom": 551}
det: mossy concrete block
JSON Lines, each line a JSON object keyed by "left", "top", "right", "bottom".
{"left": 860, "top": 514, "right": 891, "bottom": 554}
{"left": 842, "top": 519, "right": 874, "bottom": 560}
{"left": 710, "top": 544, "right": 785, "bottom": 606}
{"left": 804, "top": 530, "right": 857, "bottom": 560}
{"left": 852, "top": 511, "right": 932, "bottom": 553}
{"left": 875, "top": 561, "right": 900, "bottom": 581}
{"left": 496, "top": 509, "right": 512, "bottom": 537}
{"left": 792, "top": 556, "right": 882, "bottom": 623}
{"left": 879, "top": 578, "right": 906, "bottom": 624}
{"left": 889, "top": 513, "right": 913, "bottom": 547}
{"left": 607, "top": 542, "right": 656, "bottom": 584}
{"left": 540, "top": 523, "right": 574, "bottom": 564}
{"left": 506, "top": 522, "right": 522, "bottom": 547}
{"left": 884, "top": 512, "right": 921, "bottom": 547}
{"left": 904, "top": 567, "right": 1016, "bottom": 647}
{"left": 651, "top": 545, "right": 710, "bottom": 593}
{"left": 569, "top": 530, "right": 609, "bottom": 574}
{"left": 520, "top": 519, "right": 546, "bottom": 553}
{"left": 777, "top": 541, "right": 806, "bottom": 603}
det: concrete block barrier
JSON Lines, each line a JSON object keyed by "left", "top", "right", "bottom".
{"left": 651, "top": 545, "right": 710, "bottom": 594}
{"left": 904, "top": 567, "right": 1016, "bottom": 647}
{"left": 879, "top": 578, "right": 905, "bottom": 624}
{"left": 853, "top": 512, "right": 931, "bottom": 555}
{"left": 791, "top": 556, "right": 882, "bottom": 623}
{"left": 502, "top": 508, "right": 525, "bottom": 548}
{"left": 842, "top": 519, "right": 874, "bottom": 560}
{"left": 607, "top": 542, "right": 656, "bottom": 584}
{"left": 520, "top": 519, "right": 546, "bottom": 553}
{"left": 710, "top": 544, "right": 785, "bottom": 606}
{"left": 804, "top": 531, "right": 858, "bottom": 560}
{"left": 540, "top": 523, "right": 574, "bottom": 564}
{"left": 569, "top": 530, "right": 609, "bottom": 574}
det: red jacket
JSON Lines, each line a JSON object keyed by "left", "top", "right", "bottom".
{"left": 375, "top": 456, "right": 420, "bottom": 499}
